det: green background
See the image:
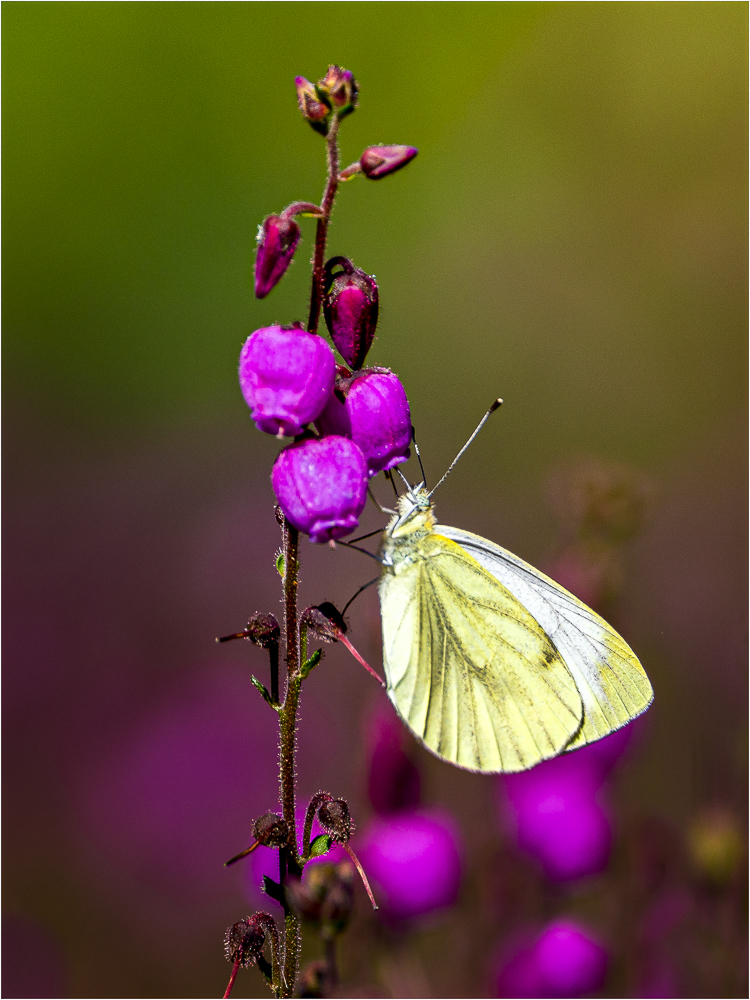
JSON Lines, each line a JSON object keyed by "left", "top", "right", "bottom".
{"left": 4, "top": 3, "right": 746, "bottom": 997}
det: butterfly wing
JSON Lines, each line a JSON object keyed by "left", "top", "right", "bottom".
{"left": 438, "top": 525, "right": 653, "bottom": 749}
{"left": 379, "top": 532, "right": 583, "bottom": 773}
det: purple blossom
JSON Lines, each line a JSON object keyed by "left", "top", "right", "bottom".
{"left": 358, "top": 808, "right": 462, "bottom": 921}
{"left": 271, "top": 435, "right": 368, "bottom": 543}
{"left": 323, "top": 259, "right": 379, "bottom": 370}
{"left": 239, "top": 325, "right": 335, "bottom": 437}
{"left": 360, "top": 144, "right": 418, "bottom": 180}
{"left": 495, "top": 920, "right": 608, "bottom": 998}
{"left": 254, "top": 215, "right": 301, "bottom": 299}
{"left": 316, "top": 369, "right": 411, "bottom": 477}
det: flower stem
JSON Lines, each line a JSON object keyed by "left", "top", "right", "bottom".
{"left": 307, "top": 117, "right": 340, "bottom": 334}
{"left": 278, "top": 516, "right": 302, "bottom": 995}
{"left": 223, "top": 959, "right": 240, "bottom": 999}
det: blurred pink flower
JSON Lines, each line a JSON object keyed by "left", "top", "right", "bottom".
{"left": 358, "top": 808, "right": 463, "bottom": 921}
{"left": 497, "top": 727, "right": 642, "bottom": 881}
{"left": 495, "top": 919, "right": 608, "bottom": 998}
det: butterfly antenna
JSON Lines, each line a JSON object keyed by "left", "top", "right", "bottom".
{"left": 341, "top": 576, "right": 379, "bottom": 616}
{"left": 411, "top": 425, "right": 427, "bottom": 489}
{"left": 427, "top": 398, "right": 503, "bottom": 499}
{"left": 395, "top": 467, "right": 411, "bottom": 489}
{"left": 384, "top": 468, "right": 400, "bottom": 499}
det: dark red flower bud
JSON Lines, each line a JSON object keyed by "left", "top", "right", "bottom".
{"left": 246, "top": 613, "right": 280, "bottom": 649}
{"left": 360, "top": 144, "right": 418, "bottom": 180}
{"left": 224, "top": 916, "right": 266, "bottom": 968}
{"left": 254, "top": 215, "right": 301, "bottom": 299}
{"left": 323, "top": 257, "right": 378, "bottom": 370}
{"left": 318, "top": 798, "right": 352, "bottom": 844}
{"left": 252, "top": 812, "right": 290, "bottom": 848}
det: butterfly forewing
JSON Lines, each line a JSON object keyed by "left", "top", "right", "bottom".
{"left": 380, "top": 532, "right": 584, "bottom": 773}
{"left": 438, "top": 525, "right": 654, "bottom": 748}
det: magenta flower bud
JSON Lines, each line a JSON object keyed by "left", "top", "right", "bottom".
{"left": 360, "top": 144, "right": 418, "bottom": 180}
{"left": 316, "top": 369, "right": 411, "bottom": 477}
{"left": 239, "top": 325, "right": 335, "bottom": 437}
{"left": 323, "top": 257, "right": 379, "bottom": 369}
{"left": 358, "top": 808, "right": 463, "bottom": 921}
{"left": 254, "top": 214, "right": 301, "bottom": 299}
{"left": 271, "top": 435, "right": 367, "bottom": 543}
{"left": 317, "top": 65, "right": 358, "bottom": 118}
{"left": 295, "top": 76, "right": 331, "bottom": 133}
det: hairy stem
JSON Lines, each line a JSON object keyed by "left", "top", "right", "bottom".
{"left": 278, "top": 517, "right": 302, "bottom": 995}
{"left": 306, "top": 117, "right": 340, "bottom": 334}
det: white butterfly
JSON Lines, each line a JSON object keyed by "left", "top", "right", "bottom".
{"left": 377, "top": 407, "right": 653, "bottom": 774}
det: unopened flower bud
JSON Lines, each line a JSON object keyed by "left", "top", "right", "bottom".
{"left": 254, "top": 215, "right": 301, "bottom": 299}
{"left": 295, "top": 76, "right": 331, "bottom": 134}
{"left": 323, "top": 257, "right": 378, "bottom": 369}
{"left": 246, "top": 613, "right": 280, "bottom": 649}
{"left": 317, "top": 369, "right": 411, "bottom": 477}
{"left": 360, "top": 144, "right": 418, "bottom": 180}
{"left": 300, "top": 603, "right": 346, "bottom": 643}
{"left": 252, "top": 812, "right": 290, "bottom": 849}
{"left": 317, "top": 65, "right": 358, "bottom": 119}
{"left": 318, "top": 798, "right": 352, "bottom": 844}
{"left": 239, "top": 325, "right": 336, "bottom": 437}
{"left": 224, "top": 916, "right": 265, "bottom": 968}
{"left": 271, "top": 436, "right": 368, "bottom": 543}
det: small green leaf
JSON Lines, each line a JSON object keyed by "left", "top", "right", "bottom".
{"left": 276, "top": 552, "right": 285, "bottom": 577}
{"left": 251, "top": 675, "right": 280, "bottom": 710}
{"left": 300, "top": 648, "right": 322, "bottom": 679}
{"left": 309, "top": 834, "right": 333, "bottom": 858}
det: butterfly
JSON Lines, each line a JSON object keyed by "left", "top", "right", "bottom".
{"left": 377, "top": 407, "right": 653, "bottom": 774}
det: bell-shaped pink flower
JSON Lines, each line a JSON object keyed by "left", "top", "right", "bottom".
{"left": 271, "top": 435, "right": 368, "bottom": 543}
{"left": 239, "top": 325, "right": 335, "bottom": 437}
{"left": 316, "top": 369, "right": 411, "bottom": 477}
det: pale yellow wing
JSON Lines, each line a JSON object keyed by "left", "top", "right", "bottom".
{"left": 439, "top": 525, "right": 653, "bottom": 749}
{"left": 379, "top": 533, "right": 583, "bottom": 773}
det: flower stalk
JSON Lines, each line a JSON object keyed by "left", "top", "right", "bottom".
{"left": 223, "top": 64, "right": 418, "bottom": 996}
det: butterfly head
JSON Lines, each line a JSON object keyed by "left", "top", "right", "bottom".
{"left": 384, "top": 485, "right": 435, "bottom": 544}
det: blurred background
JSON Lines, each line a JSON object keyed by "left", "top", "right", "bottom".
{"left": 3, "top": 3, "right": 746, "bottom": 997}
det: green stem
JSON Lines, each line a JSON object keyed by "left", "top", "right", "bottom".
{"left": 278, "top": 517, "right": 302, "bottom": 995}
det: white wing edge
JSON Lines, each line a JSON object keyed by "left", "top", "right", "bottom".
{"left": 436, "top": 524, "right": 654, "bottom": 748}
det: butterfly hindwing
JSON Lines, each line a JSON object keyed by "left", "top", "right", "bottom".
{"left": 438, "top": 525, "right": 654, "bottom": 749}
{"left": 379, "top": 532, "right": 584, "bottom": 773}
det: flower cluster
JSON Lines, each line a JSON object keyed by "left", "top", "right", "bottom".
{"left": 237, "top": 65, "right": 418, "bottom": 544}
